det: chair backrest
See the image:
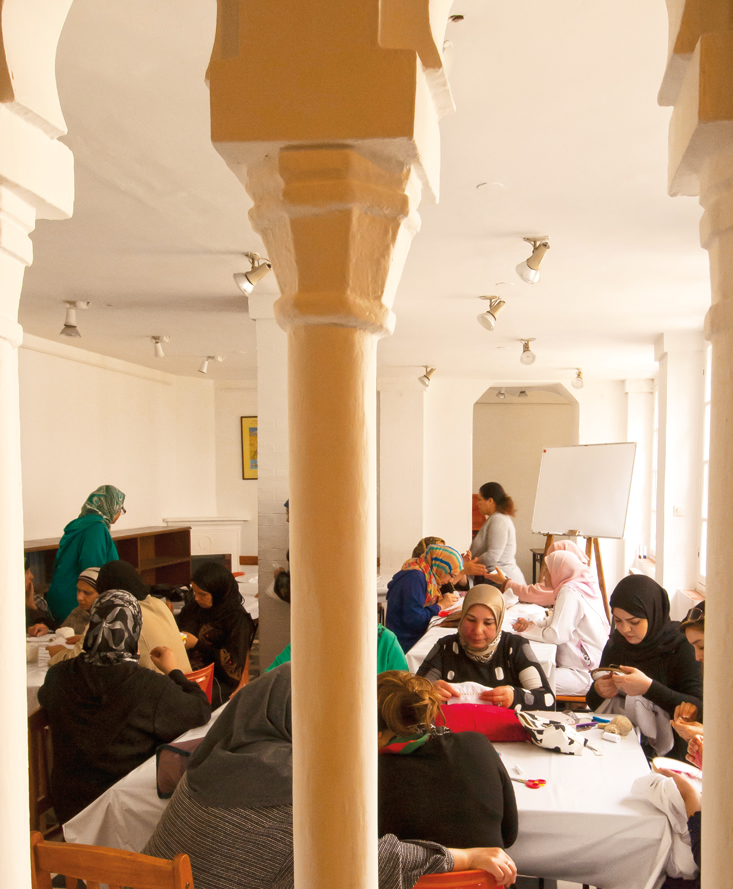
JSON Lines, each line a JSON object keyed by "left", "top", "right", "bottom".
{"left": 30, "top": 832, "right": 194, "bottom": 889}
{"left": 414, "top": 870, "right": 502, "bottom": 889}
{"left": 183, "top": 663, "right": 214, "bottom": 703}
{"left": 28, "top": 708, "right": 55, "bottom": 836}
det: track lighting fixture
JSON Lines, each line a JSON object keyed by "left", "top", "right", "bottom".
{"left": 60, "top": 301, "right": 90, "bottom": 338}
{"left": 519, "top": 339, "right": 537, "bottom": 366}
{"left": 477, "top": 297, "right": 506, "bottom": 332}
{"left": 198, "top": 355, "right": 224, "bottom": 375}
{"left": 515, "top": 237, "right": 550, "bottom": 284}
{"left": 496, "top": 388, "right": 506, "bottom": 400}
{"left": 151, "top": 336, "right": 170, "bottom": 358}
{"left": 418, "top": 366, "right": 436, "bottom": 389}
{"left": 233, "top": 252, "right": 272, "bottom": 295}
{"left": 572, "top": 368, "right": 584, "bottom": 390}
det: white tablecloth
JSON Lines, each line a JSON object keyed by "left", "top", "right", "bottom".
{"left": 64, "top": 712, "right": 670, "bottom": 889}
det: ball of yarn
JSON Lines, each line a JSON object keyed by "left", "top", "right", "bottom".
{"left": 605, "top": 716, "right": 633, "bottom": 737}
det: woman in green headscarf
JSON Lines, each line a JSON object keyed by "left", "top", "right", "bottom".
{"left": 46, "top": 485, "right": 125, "bottom": 621}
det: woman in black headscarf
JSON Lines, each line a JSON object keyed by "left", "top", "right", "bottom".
{"left": 177, "top": 562, "right": 256, "bottom": 707}
{"left": 38, "top": 590, "right": 210, "bottom": 823}
{"left": 144, "top": 664, "right": 517, "bottom": 889}
{"left": 586, "top": 575, "right": 702, "bottom": 761}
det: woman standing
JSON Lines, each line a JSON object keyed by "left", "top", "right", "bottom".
{"left": 470, "top": 482, "right": 525, "bottom": 585}
{"left": 46, "top": 485, "right": 125, "bottom": 622}
{"left": 178, "top": 562, "right": 256, "bottom": 706}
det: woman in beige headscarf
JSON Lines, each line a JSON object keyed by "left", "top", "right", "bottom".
{"left": 416, "top": 585, "right": 555, "bottom": 710}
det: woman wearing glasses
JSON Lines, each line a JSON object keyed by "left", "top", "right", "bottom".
{"left": 46, "top": 485, "right": 125, "bottom": 623}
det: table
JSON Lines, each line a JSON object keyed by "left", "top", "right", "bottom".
{"left": 64, "top": 711, "right": 670, "bottom": 889}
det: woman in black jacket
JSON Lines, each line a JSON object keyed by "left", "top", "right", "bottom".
{"left": 38, "top": 589, "right": 210, "bottom": 824}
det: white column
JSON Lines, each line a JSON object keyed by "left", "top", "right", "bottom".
{"left": 248, "top": 293, "right": 290, "bottom": 670}
{"left": 623, "top": 379, "right": 655, "bottom": 568}
{"left": 653, "top": 333, "right": 704, "bottom": 593}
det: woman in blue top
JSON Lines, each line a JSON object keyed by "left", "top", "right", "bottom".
{"left": 386, "top": 544, "right": 462, "bottom": 653}
{"left": 46, "top": 485, "right": 125, "bottom": 622}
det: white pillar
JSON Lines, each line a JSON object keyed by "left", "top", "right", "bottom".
{"left": 248, "top": 293, "right": 290, "bottom": 669}
{"left": 623, "top": 379, "right": 655, "bottom": 569}
{"left": 653, "top": 333, "right": 704, "bottom": 593}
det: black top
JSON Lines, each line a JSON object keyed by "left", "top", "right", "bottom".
{"left": 416, "top": 631, "right": 556, "bottom": 711}
{"left": 38, "top": 658, "right": 211, "bottom": 824}
{"left": 378, "top": 731, "right": 518, "bottom": 849}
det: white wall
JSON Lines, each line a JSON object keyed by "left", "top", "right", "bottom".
{"left": 19, "top": 335, "right": 217, "bottom": 540}
{"left": 214, "top": 381, "right": 258, "bottom": 555}
{"left": 473, "top": 401, "right": 576, "bottom": 582}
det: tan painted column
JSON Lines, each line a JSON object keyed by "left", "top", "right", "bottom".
{"left": 207, "top": 1, "right": 453, "bottom": 885}
{"left": 0, "top": 0, "right": 74, "bottom": 880}
{"left": 659, "top": 8, "right": 733, "bottom": 884}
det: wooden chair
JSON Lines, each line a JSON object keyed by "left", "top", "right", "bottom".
{"left": 415, "top": 870, "right": 502, "bottom": 888}
{"left": 30, "top": 832, "right": 194, "bottom": 889}
{"left": 183, "top": 664, "right": 214, "bottom": 703}
{"left": 556, "top": 694, "right": 588, "bottom": 711}
{"left": 28, "top": 708, "right": 59, "bottom": 838}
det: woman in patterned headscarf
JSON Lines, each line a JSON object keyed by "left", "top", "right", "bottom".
{"left": 386, "top": 544, "right": 463, "bottom": 653}
{"left": 38, "top": 589, "right": 210, "bottom": 824}
{"left": 46, "top": 485, "right": 126, "bottom": 622}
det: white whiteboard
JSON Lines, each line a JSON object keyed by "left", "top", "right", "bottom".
{"left": 531, "top": 443, "right": 636, "bottom": 539}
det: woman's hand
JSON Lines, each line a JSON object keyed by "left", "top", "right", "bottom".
{"left": 612, "top": 666, "right": 652, "bottom": 697}
{"left": 486, "top": 567, "right": 506, "bottom": 587}
{"left": 479, "top": 686, "right": 514, "bottom": 709}
{"left": 27, "top": 624, "right": 51, "bottom": 637}
{"left": 448, "top": 847, "right": 517, "bottom": 885}
{"left": 66, "top": 634, "right": 82, "bottom": 645}
{"left": 462, "top": 553, "right": 487, "bottom": 578}
{"left": 183, "top": 632, "right": 198, "bottom": 650}
{"left": 687, "top": 735, "right": 703, "bottom": 769}
{"left": 433, "top": 680, "right": 460, "bottom": 702}
{"left": 673, "top": 702, "right": 699, "bottom": 723}
{"left": 593, "top": 673, "right": 618, "bottom": 699}
{"left": 671, "top": 717, "right": 704, "bottom": 742}
{"left": 512, "top": 618, "right": 533, "bottom": 633}
{"left": 438, "top": 592, "right": 459, "bottom": 609}
{"left": 656, "top": 769, "right": 702, "bottom": 819}
{"left": 150, "top": 646, "right": 177, "bottom": 674}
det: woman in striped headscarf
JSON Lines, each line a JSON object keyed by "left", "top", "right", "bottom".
{"left": 386, "top": 544, "right": 463, "bottom": 653}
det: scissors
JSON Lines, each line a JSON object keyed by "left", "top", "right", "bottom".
{"left": 510, "top": 777, "right": 546, "bottom": 789}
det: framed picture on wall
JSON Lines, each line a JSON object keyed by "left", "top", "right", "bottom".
{"left": 241, "top": 416, "right": 258, "bottom": 479}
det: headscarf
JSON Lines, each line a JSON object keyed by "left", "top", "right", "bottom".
{"left": 97, "top": 560, "right": 149, "bottom": 601}
{"left": 191, "top": 561, "right": 241, "bottom": 608}
{"left": 187, "top": 663, "right": 292, "bottom": 808}
{"left": 457, "top": 584, "right": 505, "bottom": 663}
{"left": 79, "top": 485, "right": 125, "bottom": 526}
{"left": 606, "top": 575, "right": 682, "bottom": 664}
{"left": 78, "top": 567, "right": 100, "bottom": 590}
{"left": 400, "top": 544, "right": 464, "bottom": 606}
{"left": 545, "top": 551, "right": 609, "bottom": 626}
{"left": 81, "top": 589, "right": 142, "bottom": 666}
{"left": 547, "top": 540, "right": 590, "bottom": 565}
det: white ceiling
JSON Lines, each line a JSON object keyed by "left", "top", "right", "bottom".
{"left": 20, "top": 0, "right": 711, "bottom": 387}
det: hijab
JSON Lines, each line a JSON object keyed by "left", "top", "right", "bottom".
{"left": 606, "top": 575, "right": 682, "bottom": 663}
{"left": 187, "top": 663, "right": 293, "bottom": 808}
{"left": 192, "top": 561, "right": 242, "bottom": 608}
{"left": 400, "top": 544, "right": 464, "bottom": 606}
{"left": 79, "top": 485, "right": 125, "bottom": 526}
{"left": 97, "top": 560, "right": 149, "bottom": 601}
{"left": 81, "top": 590, "right": 142, "bottom": 667}
{"left": 457, "top": 584, "right": 505, "bottom": 663}
{"left": 547, "top": 540, "right": 590, "bottom": 565}
{"left": 78, "top": 567, "right": 100, "bottom": 590}
{"left": 545, "top": 551, "right": 609, "bottom": 626}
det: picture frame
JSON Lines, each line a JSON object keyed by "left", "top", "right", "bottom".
{"left": 241, "top": 416, "right": 258, "bottom": 480}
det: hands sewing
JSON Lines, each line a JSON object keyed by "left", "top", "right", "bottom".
{"left": 511, "top": 618, "right": 534, "bottom": 633}
{"left": 594, "top": 665, "right": 652, "bottom": 699}
{"left": 670, "top": 702, "right": 702, "bottom": 741}
{"left": 183, "top": 632, "right": 198, "bottom": 650}
{"left": 686, "top": 735, "right": 703, "bottom": 770}
{"left": 433, "top": 680, "right": 513, "bottom": 708}
{"left": 27, "top": 624, "right": 51, "bottom": 637}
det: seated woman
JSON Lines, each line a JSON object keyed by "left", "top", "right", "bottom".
{"left": 492, "top": 550, "right": 610, "bottom": 695}
{"left": 38, "top": 590, "right": 210, "bottom": 824}
{"left": 57, "top": 567, "right": 100, "bottom": 635}
{"left": 385, "top": 544, "right": 462, "bottom": 653}
{"left": 671, "top": 602, "right": 705, "bottom": 744}
{"left": 144, "top": 664, "right": 517, "bottom": 889}
{"left": 417, "top": 585, "right": 555, "bottom": 710}
{"left": 25, "top": 562, "right": 58, "bottom": 636}
{"left": 586, "top": 576, "right": 703, "bottom": 761}
{"left": 178, "top": 562, "right": 257, "bottom": 706}
{"left": 266, "top": 623, "right": 408, "bottom": 674}
{"left": 510, "top": 540, "right": 594, "bottom": 607}
{"left": 377, "top": 670, "right": 517, "bottom": 850}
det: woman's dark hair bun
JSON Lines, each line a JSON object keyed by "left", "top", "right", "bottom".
{"left": 479, "top": 482, "right": 516, "bottom": 516}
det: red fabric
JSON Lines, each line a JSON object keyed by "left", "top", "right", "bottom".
{"left": 436, "top": 703, "right": 529, "bottom": 743}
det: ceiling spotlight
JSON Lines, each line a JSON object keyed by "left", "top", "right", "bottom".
{"left": 60, "top": 301, "right": 90, "bottom": 338}
{"left": 519, "top": 390, "right": 529, "bottom": 398}
{"left": 418, "top": 366, "right": 436, "bottom": 389}
{"left": 233, "top": 252, "right": 272, "bottom": 295}
{"left": 516, "top": 237, "right": 550, "bottom": 284}
{"left": 151, "top": 336, "right": 170, "bottom": 358}
{"left": 519, "top": 339, "right": 537, "bottom": 366}
{"left": 477, "top": 297, "right": 506, "bottom": 332}
{"left": 198, "top": 355, "right": 224, "bottom": 375}
{"left": 572, "top": 368, "right": 584, "bottom": 390}
{"left": 496, "top": 388, "right": 506, "bottom": 400}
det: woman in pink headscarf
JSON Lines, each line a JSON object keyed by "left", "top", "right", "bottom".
{"left": 489, "top": 551, "right": 610, "bottom": 695}
{"left": 509, "top": 541, "right": 598, "bottom": 607}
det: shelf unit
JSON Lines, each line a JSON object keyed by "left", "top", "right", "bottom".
{"left": 25, "top": 525, "right": 192, "bottom": 588}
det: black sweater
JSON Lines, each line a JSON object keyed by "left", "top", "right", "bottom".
{"left": 38, "top": 658, "right": 211, "bottom": 824}
{"left": 378, "top": 731, "right": 518, "bottom": 849}
{"left": 416, "top": 631, "right": 556, "bottom": 711}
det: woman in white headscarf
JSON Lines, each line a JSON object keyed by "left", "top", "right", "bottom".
{"left": 490, "top": 551, "right": 610, "bottom": 695}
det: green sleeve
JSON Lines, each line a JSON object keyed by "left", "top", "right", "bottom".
{"left": 377, "top": 626, "right": 409, "bottom": 673}
{"left": 265, "top": 643, "right": 292, "bottom": 673}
